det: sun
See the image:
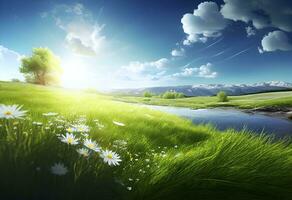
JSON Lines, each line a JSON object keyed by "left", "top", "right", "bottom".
{"left": 61, "top": 58, "right": 90, "bottom": 89}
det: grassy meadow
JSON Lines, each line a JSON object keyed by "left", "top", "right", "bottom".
{"left": 0, "top": 81, "right": 292, "bottom": 200}
{"left": 115, "top": 90, "right": 292, "bottom": 109}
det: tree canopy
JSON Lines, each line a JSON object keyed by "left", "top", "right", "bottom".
{"left": 20, "top": 48, "right": 62, "bottom": 85}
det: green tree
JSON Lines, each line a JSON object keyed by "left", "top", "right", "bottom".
{"left": 217, "top": 91, "right": 228, "bottom": 102}
{"left": 143, "top": 91, "right": 153, "bottom": 98}
{"left": 162, "top": 91, "right": 185, "bottom": 99}
{"left": 20, "top": 48, "right": 62, "bottom": 85}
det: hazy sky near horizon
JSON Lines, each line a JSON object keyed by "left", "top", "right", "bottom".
{"left": 0, "top": 0, "right": 292, "bottom": 89}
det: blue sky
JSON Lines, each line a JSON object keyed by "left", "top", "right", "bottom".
{"left": 0, "top": 0, "right": 292, "bottom": 89}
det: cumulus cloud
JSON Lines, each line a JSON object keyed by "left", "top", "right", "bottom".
{"left": 0, "top": 45, "right": 23, "bottom": 81}
{"left": 221, "top": 0, "right": 292, "bottom": 32}
{"left": 122, "top": 58, "right": 169, "bottom": 74}
{"left": 49, "top": 3, "right": 106, "bottom": 56}
{"left": 259, "top": 30, "right": 292, "bottom": 53}
{"left": 171, "top": 48, "right": 185, "bottom": 57}
{"left": 116, "top": 58, "right": 170, "bottom": 82}
{"left": 246, "top": 26, "right": 256, "bottom": 37}
{"left": 172, "top": 63, "right": 217, "bottom": 78}
{"left": 181, "top": 1, "right": 228, "bottom": 45}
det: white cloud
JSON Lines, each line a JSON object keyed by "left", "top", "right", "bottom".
{"left": 246, "top": 26, "right": 256, "bottom": 37}
{"left": 181, "top": 1, "right": 228, "bottom": 45}
{"left": 221, "top": 0, "right": 292, "bottom": 32}
{"left": 49, "top": 3, "right": 106, "bottom": 56}
{"left": 153, "top": 58, "right": 169, "bottom": 69}
{"left": 0, "top": 45, "right": 23, "bottom": 81}
{"left": 259, "top": 30, "right": 292, "bottom": 53}
{"left": 116, "top": 58, "right": 169, "bottom": 82}
{"left": 172, "top": 63, "right": 217, "bottom": 78}
{"left": 122, "top": 58, "right": 169, "bottom": 74}
{"left": 171, "top": 48, "right": 185, "bottom": 57}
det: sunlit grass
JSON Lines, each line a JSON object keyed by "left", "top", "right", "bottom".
{"left": 0, "top": 81, "right": 292, "bottom": 200}
{"left": 116, "top": 90, "right": 292, "bottom": 109}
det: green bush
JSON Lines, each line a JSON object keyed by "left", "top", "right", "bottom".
{"left": 162, "top": 91, "right": 185, "bottom": 99}
{"left": 143, "top": 91, "right": 154, "bottom": 97}
{"left": 217, "top": 91, "right": 228, "bottom": 102}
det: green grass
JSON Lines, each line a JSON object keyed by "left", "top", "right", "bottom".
{"left": 115, "top": 90, "right": 292, "bottom": 109}
{"left": 1, "top": 81, "right": 292, "bottom": 200}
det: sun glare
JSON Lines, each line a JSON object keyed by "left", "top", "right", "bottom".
{"left": 61, "top": 58, "right": 89, "bottom": 89}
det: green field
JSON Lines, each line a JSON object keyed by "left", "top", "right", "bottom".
{"left": 115, "top": 91, "right": 292, "bottom": 109}
{"left": 1, "top": 81, "right": 292, "bottom": 200}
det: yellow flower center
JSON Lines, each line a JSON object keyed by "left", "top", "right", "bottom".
{"left": 4, "top": 111, "right": 12, "bottom": 116}
{"left": 107, "top": 154, "right": 113, "bottom": 159}
{"left": 88, "top": 143, "right": 94, "bottom": 149}
{"left": 67, "top": 137, "right": 74, "bottom": 144}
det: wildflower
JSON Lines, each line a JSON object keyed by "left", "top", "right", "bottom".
{"left": 113, "top": 140, "right": 127, "bottom": 146}
{"left": 75, "top": 124, "right": 90, "bottom": 132}
{"left": 77, "top": 148, "right": 90, "bottom": 157}
{"left": 67, "top": 124, "right": 90, "bottom": 133}
{"left": 42, "top": 112, "right": 58, "bottom": 117}
{"left": 126, "top": 186, "right": 132, "bottom": 191}
{"left": 51, "top": 163, "right": 68, "bottom": 176}
{"left": 66, "top": 127, "right": 77, "bottom": 133}
{"left": 113, "top": 121, "right": 125, "bottom": 127}
{"left": 59, "top": 133, "right": 79, "bottom": 145}
{"left": 33, "top": 121, "right": 43, "bottom": 126}
{"left": 101, "top": 150, "right": 122, "bottom": 166}
{"left": 84, "top": 138, "right": 101, "bottom": 152}
{"left": 0, "top": 104, "right": 27, "bottom": 119}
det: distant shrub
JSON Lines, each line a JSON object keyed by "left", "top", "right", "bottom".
{"left": 11, "top": 78, "right": 20, "bottom": 82}
{"left": 143, "top": 91, "right": 154, "bottom": 98}
{"left": 162, "top": 91, "right": 185, "bottom": 99}
{"left": 217, "top": 91, "right": 228, "bottom": 102}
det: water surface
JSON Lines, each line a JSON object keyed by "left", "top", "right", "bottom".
{"left": 143, "top": 105, "right": 292, "bottom": 138}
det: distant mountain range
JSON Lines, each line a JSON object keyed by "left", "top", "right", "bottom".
{"left": 111, "top": 81, "right": 292, "bottom": 96}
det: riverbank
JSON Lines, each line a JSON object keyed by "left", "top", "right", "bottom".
{"left": 244, "top": 106, "right": 292, "bottom": 120}
{"left": 114, "top": 91, "right": 292, "bottom": 120}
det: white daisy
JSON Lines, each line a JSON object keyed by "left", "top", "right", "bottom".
{"left": 84, "top": 138, "right": 101, "bottom": 152}
{"left": 75, "top": 124, "right": 90, "bottom": 132}
{"left": 67, "top": 124, "right": 90, "bottom": 133}
{"left": 113, "top": 121, "right": 125, "bottom": 127}
{"left": 51, "top": 162, "right": 68, "bottom": 176}
{"left": 77, "top": 148, "right": 90, "bottom": 157}
{"left": 0, "top": 104, "right": 27, "bottom": 119}
{"left": 66, "top": 127, "right": 77, "bottom": 133}
{"left": 101, "top": 150, "right": 122, "bottom": 166}
{"left": 42, "top": 112, "right": 58, "bottom": 117}
{"left": 59, "top": 133, "right": 79, "bottom": 145}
